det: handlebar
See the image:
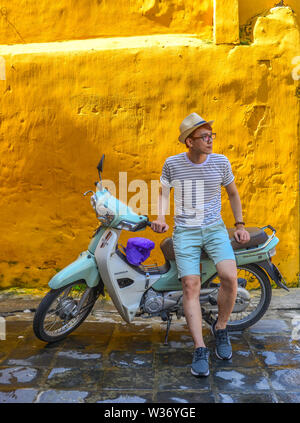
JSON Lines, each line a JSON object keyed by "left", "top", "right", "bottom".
{"left": 130, "top": 219, "right": 152, "bottom": 232}
{"left": 132, "top": 218, "right": 168, "bottom": 233}
{"left": 145, "top": 219, "right": 168, "bottom": 233}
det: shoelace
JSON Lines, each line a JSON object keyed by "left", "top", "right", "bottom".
{"left": 194, "top": 348, "right": 209, "bottom": 361}
{"left": 215, "top": 329, "right": 230, "bottom": 344}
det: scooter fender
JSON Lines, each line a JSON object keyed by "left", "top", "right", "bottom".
{"left": 256, "top": 260, "right": 289, "bottom": 292}
{"left": 48, "top": 251, "right": 101, "bottom": 289}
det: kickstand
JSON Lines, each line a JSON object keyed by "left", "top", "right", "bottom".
{"left": 164, "top": 314, "right": 173, "bottom": 345}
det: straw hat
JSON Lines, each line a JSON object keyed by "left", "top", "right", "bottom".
{"left": 179, "top": 112, "right": 214, "bottom": 143}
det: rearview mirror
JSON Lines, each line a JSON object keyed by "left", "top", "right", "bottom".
{"left": 97, "top": 154, "right": 105, "bottom": 180}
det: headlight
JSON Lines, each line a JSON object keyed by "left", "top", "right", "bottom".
{"left": 95, "top": 204, "right": 115, "bottom": 225}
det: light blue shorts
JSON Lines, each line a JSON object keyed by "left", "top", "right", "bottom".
{"left": 172, "top": 219, "right": 235, "bottom": 279}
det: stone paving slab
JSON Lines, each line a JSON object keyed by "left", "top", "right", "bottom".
{"left": 0, "top": 288, "right": 300, "bottom": 403}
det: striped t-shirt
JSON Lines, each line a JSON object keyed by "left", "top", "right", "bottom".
{"left": 160, "top": 152, "right": 234, "bottom": 227}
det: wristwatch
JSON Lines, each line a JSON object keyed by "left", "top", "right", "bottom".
{"left": 234, "top": 221, "right": 245, "bottom": 227}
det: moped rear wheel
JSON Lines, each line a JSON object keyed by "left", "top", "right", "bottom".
{"left": 33, "top": 280, "right": 102, "bottom": 343}
{"left": 202, "top": 264, "right": 272, "bottom": 331}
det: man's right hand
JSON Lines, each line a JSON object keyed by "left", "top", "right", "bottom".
{"left": 150, "top": 219, "right": 169, "bottom": 233}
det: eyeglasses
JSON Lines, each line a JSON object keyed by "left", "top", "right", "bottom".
{"left": 190, "top": 133, "right": 216, "bottom": 142}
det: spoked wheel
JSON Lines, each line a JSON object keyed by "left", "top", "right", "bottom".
{"left": 202, "top": 264, "right": 272, "bottom": 331}
{"left": 33, "top": 280, "right": 103, "bottom": 343}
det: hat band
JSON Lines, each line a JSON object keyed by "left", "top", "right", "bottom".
{"left": 193, "top": 120, "right": 206, "bottom": 127}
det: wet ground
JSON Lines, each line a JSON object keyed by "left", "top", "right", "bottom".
{"left": 0, "top": 288, "right": 300, "bottom": 403}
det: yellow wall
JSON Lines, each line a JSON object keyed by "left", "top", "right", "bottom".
{"left": 0, "top": 0, "right": 213, "bottom": 44}
{"left": 0, "top": 2, "right": 299, "bottom": 289}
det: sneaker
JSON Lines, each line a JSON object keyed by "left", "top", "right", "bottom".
{"left": 211, "top": 320, "right": 232, "bottom": 360}
{"left": 191, "top": 347, "right": 210, "bottom": 377}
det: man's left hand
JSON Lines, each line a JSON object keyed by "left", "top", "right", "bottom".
{"left": 234, "top": 228, "right": 250, "bottom": 244}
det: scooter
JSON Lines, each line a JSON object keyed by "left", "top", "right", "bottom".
{"left": 33, "top": 155, "right": 289, "bottom": 344}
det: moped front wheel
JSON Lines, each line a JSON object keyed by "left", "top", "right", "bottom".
{"left": 202, "top": 264, "right": 272, "bottom": 332}
{"left": 33, "top": 280, "right": 102, "bottom": 343}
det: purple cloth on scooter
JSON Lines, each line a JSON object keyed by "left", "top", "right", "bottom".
{"left": 125, "top": 237, "right": 155, "bottom": 266}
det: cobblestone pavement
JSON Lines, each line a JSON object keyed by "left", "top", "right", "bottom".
{"left": 0, "top": 288, "right": 300, "bottom": 403}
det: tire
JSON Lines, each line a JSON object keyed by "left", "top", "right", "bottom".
{"left": 33, "top": 280, "right": 102, "bottom": 343}
{"left": 203, "top": 264, "right": 272, "bottom": 332}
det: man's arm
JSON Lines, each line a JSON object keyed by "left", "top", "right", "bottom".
{"left": 225, "top": 180, "right": 250, "bottom": 243}
{"left": 151, "top": 184, "right": 171, "bottom": 233}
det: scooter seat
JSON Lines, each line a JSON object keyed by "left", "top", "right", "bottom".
{"left": 228, "top": 227, "right": 268, "bottom": 250}
{"left": 160, "top": 227, "right": 268, "bottom": 262}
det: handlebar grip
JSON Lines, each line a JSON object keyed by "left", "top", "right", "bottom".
{"left": 146, "top": 220, "right": 168, "bottom": 233}
{"left": 131, "top": 219, "right": 152, "bottom": 232}
{"left": 261, "top": 224, "right": 276, "bottom": 234}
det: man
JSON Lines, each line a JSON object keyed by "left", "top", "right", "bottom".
{"left": 151, "top": 112, "right": 250, "bottom": 377}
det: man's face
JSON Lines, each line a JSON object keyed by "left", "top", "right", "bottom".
{"left": 185, "top": 124, "right": 214, "bottom": 154}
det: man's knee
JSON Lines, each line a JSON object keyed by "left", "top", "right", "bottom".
{"left": 219, "top": 272, "right": 238, "bottom": 293}
{"left": 181, "top": 275, "right": 201, "bottom": 298}
{"left": 220, "top": 275, "right": 237, "bottom": 293}
{"left": 216, "top": 260, "right": 238, "bottom": 290}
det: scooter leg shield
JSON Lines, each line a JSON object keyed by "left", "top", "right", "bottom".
{"left": 48, "top": 251, "right": 101, "bottom": 289}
